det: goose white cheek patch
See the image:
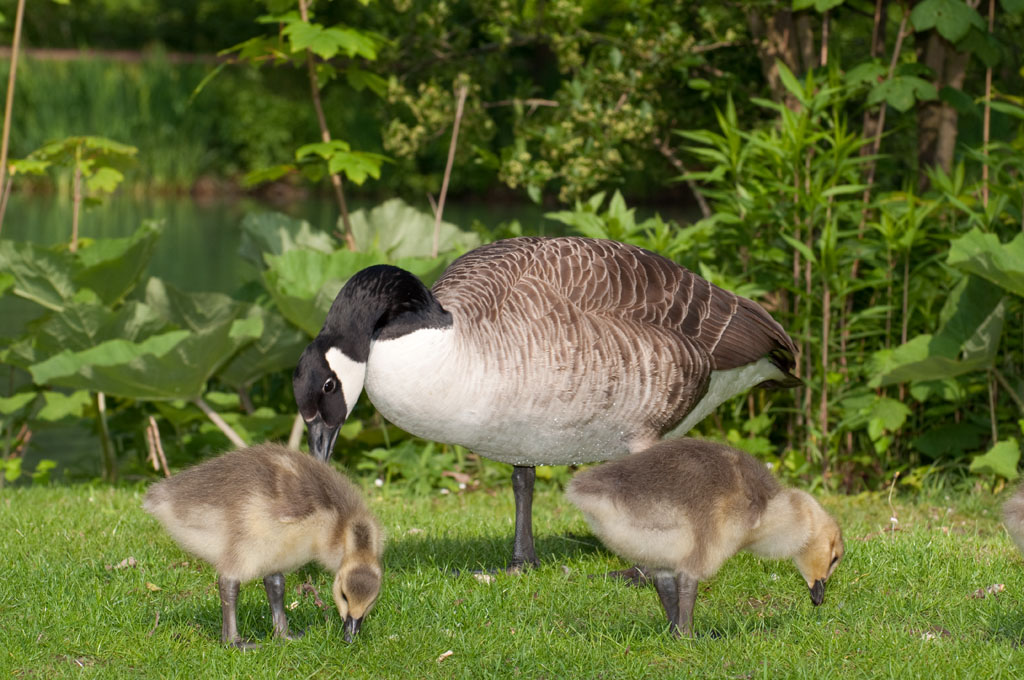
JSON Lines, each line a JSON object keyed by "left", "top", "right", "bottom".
{"left": 324, "top": 347, "right": 367, "bottom": 420}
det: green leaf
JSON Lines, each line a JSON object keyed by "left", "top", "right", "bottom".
{"left": 870, "top": 275, "right": 1005, "bottom": 386}
{"left": 85, "top": 166, "right": 124, "bottom": 194}
{"left": 947, "top": 228, "right": 1024, "bottom": 297}
{"left": 1000, "top": 0, "right": 1024, "bottom": 14}
{"left": 910, "top": 0, "right": 985, "bottom": 43}
{"left": 37, "top": 390, "right": 92, "bottom": 421}
{"left": 238, "top": 211, "right": 335, "bottom": 268}
{"left": 0, "top": 241, "right": 75, "bottom": 311}
{"left": 869, "top": 76, "right": 938, "bottom": 112}
{"left": 0, "top": 271, "right": 13, "bottom": 296}
{"left": 296, "top": 140, "right": 350, "bottom": 160}
{"left": 218, "top": 308, "right": 309, "bottom": 388}
{"left": 844, "top": 61, "right": 886, "bottom": 88}
{"left": 31, "top": 459, "right": 57, "bottom": 485}
{"left": 29, "top": 330, "right": 191, "bottom": 385}
{"left": 780, "top": 234, "right": 817, "bottom": 265}
{"left": 262, "top": 249, "right": 385, "bottom": 336}
{"left": 956, "top": 26, "right": 1002, "bottom": 67}
{"left": 989, "top": 100, "right": 1024, "bottom": 120}
{"left": 72, "top": 221, "right": 162, "bottom": 305}
{"left": 346, "top": 66, "right": 388, "bottom": 96}
{"left": 0, "top": 392, "right": 35, "bottom": 415}
{"left": 969, "top": 439, "right": 1020, "bottom": 480}
{"left": 325, "top": 150, "right": 388, "bottom": 185}
{"left": 242, "top": 164, "right": 295, "bottom": 188}
{"left": 348, "top": 198, "right": 481, "bottom": 259}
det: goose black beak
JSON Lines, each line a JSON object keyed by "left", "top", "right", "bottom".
{"left": 809, "top": 579, "right": 826, "bottom": 606}
{"left": 308, "top": 414, "right": 341, "bottom": 462}
{"left": 343, "top": 615, "right": 363, "bottom": 643}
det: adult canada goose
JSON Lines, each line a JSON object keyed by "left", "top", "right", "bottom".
{"left": 1002, "top": 484, "right": 1024, "bottom": 554}
{"left": 566, "top": 438, "right": 844, "bottom": 636}
{"left": 293, "top": 236, "right": 799, "bottom": 568}
{"left": 143, "top": 442, "right": 383, "bottom": 647}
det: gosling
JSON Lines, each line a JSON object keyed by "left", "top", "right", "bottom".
{"left": 143, "top": 442, "right": 383, "bottom": 647}
{"left": 566, "top": 438, "right": 844, "bottom": 637}
{"left": 1002, "top": 483, "right": 1024, "bottom": 554}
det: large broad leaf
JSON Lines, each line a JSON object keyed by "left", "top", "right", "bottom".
{"left": 263, "top": 249, "right": 385, "bottom": 336}
{"left": 144, "top": 278, "right": 251, "bottom": 333}
{"left": 870, "top": 275, "right": 1004, "bottom": 386}
{"left": 868, "top": 76, "right": 937, "bottom": 112}
{"left": 970, "top": 439, "right": 1021, "bottom": 480}
{"left": 348, "top": 198, "right": 480, "bottom": 259}
{"left": 947, "top": 228, "right": 1024, "bottom": 297}
{"left": 24, "top": 279, "right": 263, "bottom": 400}
{"left": 0, "top": 223, "right": 160, "bottom": 312}
{"left": 27, "top": 314, "right": 262, "bottom": 401}
{"left": 0, "top": 241, "right": 76, "bottom": 311}
{"left": 72, "top": 221, "right": 161, "bottom": 305}
{"left": 219, "top": 307, "right": 309, "bottom": 388}
{"left": 238, "top": 211, "right": 334, "bottom": 268}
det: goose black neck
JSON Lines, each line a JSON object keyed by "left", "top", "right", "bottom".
{"left": 320, "top": 265, "right": 451, "bottom": 361}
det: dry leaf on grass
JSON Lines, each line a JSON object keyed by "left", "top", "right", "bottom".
{"left": 968, "top": 583, "right": 1005, "bottom": 599}
{"left": 437, "top": 650, "right": 454, "bottom": 663}
{"left": 105, "top": 556, "right": 137, "bottom": 570}
{"left": 145, "top": 582, "right": 162, "bottom": 592}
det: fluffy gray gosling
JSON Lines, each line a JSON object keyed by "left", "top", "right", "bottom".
{"left": 566, "top": 438, "right": 844, "bottom": 637}
{"left": 144, "top": 442, "right": 383, "bottom": 648}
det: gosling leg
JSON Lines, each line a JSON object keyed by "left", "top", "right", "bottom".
{"left": 218, "top": 575, "right": 258, "bottom": 649}
{"left": 263, "top": 572, "right": 301, "bottom": 640}
{"left": 510, "top": 465, "right": 539, "bottom": 570}
{"left": 673, "top": 573, "right": 700, "bottom": 638}
{"left": 653, "top": 571, "right": 679, "bottom": 628}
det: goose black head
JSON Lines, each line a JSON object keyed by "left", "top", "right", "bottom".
{"left": 293, "top": 336, "right": 366, "bottom": 461}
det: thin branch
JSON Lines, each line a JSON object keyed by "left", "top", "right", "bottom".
{"left": 691, "top": 40, "right": 739, "bottom": 54}
{"left": 192, "top": 397, "right": 247, "bottom": 448}
{"left": 288, "top": 412, "right": 305, "bottom": 450}
{"left": 0, "top": 0, "right": 25, "bottom": 238}
{"left": 982, "top": 0, "right": 995, "bottom": 211}
{"left": 993, "top": 367, "right": 1024, "bottom": 415}
{"left": 146, "top": 416, "right": 170, "bottom": 477}
{"left": 297, "top": 0, "right": 355, "bottom": 251}
{"left": 653, "top": 135, "right": 712, "bottom": 219}
{"left": 820, "top": 11, "right": 830, "bottom": 67}
{"left": 432, "top": 83, "right": 468, "bottom": 258}
{"left": 95, "top": 392, "right": 117, "bottom": 482}
{"left": 482, "top": 98, "right": 558, "bottom": 111}
{"left": 71, "top": 166, "right": 82, "bottom": 253}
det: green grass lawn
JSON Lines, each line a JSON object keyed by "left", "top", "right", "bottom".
{"left": 2, "top": 477, "right": 1023, "bottom": 678}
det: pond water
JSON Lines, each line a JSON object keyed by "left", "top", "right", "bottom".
{"left": 0, "top": 192, "right": 553, "bottom": 294}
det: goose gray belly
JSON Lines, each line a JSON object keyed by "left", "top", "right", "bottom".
{"left": 364, "top": 327, "right": 641, "bottom": 465}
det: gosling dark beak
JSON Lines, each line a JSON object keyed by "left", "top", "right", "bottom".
{"left": 809, "top": 578, "right": 826, "bottom": 606}
{"left": 308, "top": 413, "right": 340, "bottom": 462}
{"left": 343, "top": 615, "right": 363, "bottom": 643}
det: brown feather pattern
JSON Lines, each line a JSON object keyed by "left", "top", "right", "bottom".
{"left": 428, "top": 237, "right": 797, "bottom": 447}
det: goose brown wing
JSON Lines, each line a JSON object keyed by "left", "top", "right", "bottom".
{"left": 433, "top": 237, "right": 797, "bottom": 382}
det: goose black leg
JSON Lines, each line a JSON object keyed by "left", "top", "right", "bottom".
{"left": 263, "top": 572, "right": 301, "bottom": 641}
{"left": 510, "top": 465, "right": 539, "bottom": 570}
{"left": 218, "top": 575, "right": 258, "bottom": 649}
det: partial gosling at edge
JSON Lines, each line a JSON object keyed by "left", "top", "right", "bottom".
{"left": 143, "top": 442, "right": 383, "bottom": 647}
{"left": 566, "top": 438, "right": 844, "bottom": 637}
{"left": 1002, "top": 483, "right": 1024, "bottom": 555}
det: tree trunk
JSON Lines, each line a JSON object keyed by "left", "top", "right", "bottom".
{"left": 916, "top": 31, "right": 969, "bottom": 191}
{"left": 746, "top": 8, "right": 819, "bottom": 107}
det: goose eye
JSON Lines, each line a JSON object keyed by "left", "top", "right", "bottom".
{"left": 323, "top": 378, "right": 337, "bottom": 394}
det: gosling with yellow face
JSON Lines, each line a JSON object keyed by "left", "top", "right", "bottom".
{"left": 566, "top": 438, "right": 843, "bottom": 637}
{"left": 143, "top": 442, "right": 383, "bottom": 647}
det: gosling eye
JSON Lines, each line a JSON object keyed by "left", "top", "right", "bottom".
{"left": 323, "top": 378, "right": 337, "bottom": 394}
